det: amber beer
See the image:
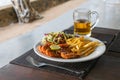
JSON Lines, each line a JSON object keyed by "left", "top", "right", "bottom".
{"left": 73, "top": 8, "right": 99, "bottom": 36}
{"left": 74, "top": 19, "right": 91, "bottom": 35}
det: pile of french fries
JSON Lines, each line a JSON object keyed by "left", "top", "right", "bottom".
{"left": 66, "top": 36, "right": 100, "bottom": 57}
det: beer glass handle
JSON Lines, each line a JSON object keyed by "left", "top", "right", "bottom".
{"left": 89, "top": 11, "right": 99, "bottom": 29}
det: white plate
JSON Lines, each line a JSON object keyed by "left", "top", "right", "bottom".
{"left": 33, "top": 37, "right": 106, "bottom": 62}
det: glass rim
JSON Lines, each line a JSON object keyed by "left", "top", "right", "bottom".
{"left": 74, "top": 8, "right": 91, "bottom": 13}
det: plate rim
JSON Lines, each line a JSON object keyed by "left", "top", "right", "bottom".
{"left": 33, "top": 37, "right": 106, "bottom": 62}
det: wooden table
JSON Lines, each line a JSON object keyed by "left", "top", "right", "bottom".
{"left": 0, "top": 27, "right": 119, "bottom": 80}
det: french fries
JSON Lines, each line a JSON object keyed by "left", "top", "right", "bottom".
{"left": 66, "top": 36, "right": 99, "bottom": 57}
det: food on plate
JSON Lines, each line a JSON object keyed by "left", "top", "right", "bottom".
{"left": 41, "top": 32, "right": 74, "bottom": 44}
{"left": 37, "top": 32, "right": 100, "bottom": 59}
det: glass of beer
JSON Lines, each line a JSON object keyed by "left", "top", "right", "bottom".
{"left": 73, "top": 8, "right": 99, "bottom": 36}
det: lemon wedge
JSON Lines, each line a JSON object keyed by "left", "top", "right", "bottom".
{"left": 50, "top": 44, "right": 61, "bottom": 50}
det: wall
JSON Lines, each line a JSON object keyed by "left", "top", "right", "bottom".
{"left": 0, "top": 0, "right": 69, "bottom": 27}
